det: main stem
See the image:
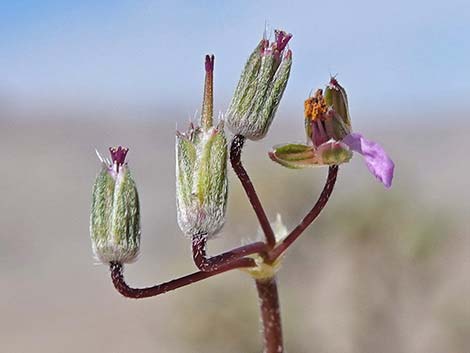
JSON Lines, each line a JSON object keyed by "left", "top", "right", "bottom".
{"left": 256, "top": 276, "right": 283, "bottom": 353}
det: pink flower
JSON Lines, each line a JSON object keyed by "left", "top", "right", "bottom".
{"left": 269, "top": 78, "right": 394, "bottom": 188}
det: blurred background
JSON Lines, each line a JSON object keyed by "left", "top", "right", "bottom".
{"left": 1, "top": 1, "right": 469, "bottom": 352}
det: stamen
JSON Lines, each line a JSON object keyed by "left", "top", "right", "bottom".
{"left": 304, "top": 90, "right": 328, "bottom": 121}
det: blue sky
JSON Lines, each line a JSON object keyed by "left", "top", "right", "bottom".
{"left": 0, "top": 0, "right": 469, "bottom": 120}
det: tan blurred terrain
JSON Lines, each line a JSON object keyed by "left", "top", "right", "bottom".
{"left": 0, "top": 108, "right": 469, "bottom": 353}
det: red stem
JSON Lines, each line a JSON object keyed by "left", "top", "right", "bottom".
{"left": 269, "top": 165, "right": 339, "bottom": 260}
{"left": 256, "top": 277, "right": 284, "bottom": 353}
{"left": 230, "top": 135, "right": 276, "bottom": 248}
{"left": 192, "top": 233, "right": 268, "bottom": 272}
{"left": 111, "top": 261, "right": 246, "bottom": 299}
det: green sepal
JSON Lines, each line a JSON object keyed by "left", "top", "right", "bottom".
{"left": 111, "top": 166, "right": 140, "bottom": 248}
{"left": 196, "top": 128, "right": 228, "bottom": 208}
{"left": 324, "top": 81, "right": 351, "bottom": 128}
{"left": 269, "top": 143, "right": 319, "bottom": 169}
{"left": 317, "top": 141, "right": 353, "bottom": 165}
{"left": 257, "top": 55, "right": 292, "bottom": 139}
{"left": 176, "top": 134, "right": 197, "bottom": 206}
{"left": 228, "top": 40, "right": 265, "bottom": 118}
{"left": 90, "top": 167, "right": 115, "bottom": 246}
{"left": 324, "top": 111, "right": 351, "bottom": 141}
{"left": 269, "top": 141, "right": 353, "bottom": 168}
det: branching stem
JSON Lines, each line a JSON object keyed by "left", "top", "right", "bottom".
{"left": 192, "top": 234, "right": 267, "bottom": 272}
{"left": 110, "top": 134, "right": 339, "bottom": 353}
{"left": 230, "top": 135, "right": 276, "bottom": 248}
{"left": 110, "top": 261, "right": 247, "bottom": 299}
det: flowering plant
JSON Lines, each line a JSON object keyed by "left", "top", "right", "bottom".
{"left": 89, "top": 28, "right": 394, "bottom": 353}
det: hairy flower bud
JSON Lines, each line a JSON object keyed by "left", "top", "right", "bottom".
{"left": 176, "top": 124, "right": 228, "bottom": 238}
{"left": 90, "top": 147, "right": 140, "bottom": 264}
{"left": 176, "top": 55, "right": 228, "bottom": 238}
{"left": 227, "top": 29, "right": 292, "bottom": 140}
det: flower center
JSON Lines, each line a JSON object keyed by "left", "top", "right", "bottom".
{"left": 304, "top": 89, "right": 328, "bottom": 121}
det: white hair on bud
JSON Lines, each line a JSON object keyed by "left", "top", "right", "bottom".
{"left": 176, "top": 127, "right": 228, "bottom": 239}
{"left": 92, "top": 242, "right": 140, "bottom": 265}
{"left": 263, "top": 20, "right": 272, "bottom": 41}
{"left": 95, "top": 148, "right": 111, "bottom": 166}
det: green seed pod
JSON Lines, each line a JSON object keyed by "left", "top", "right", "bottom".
{"left": 176, "top": 124, "right": 228, "bottom": 238}
{"left": 90, "top": 147, "right": 140, "bottom": 264}
{"left": 227, "top": 29, "right": 292, "bottom": 140}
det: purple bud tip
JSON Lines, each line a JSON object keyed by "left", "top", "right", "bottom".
{"left": 274, "top": 29, "right": 292, "bottom": 52}
{"left": 205, "top": 54, "right": 215, "bottom": 73}
{"left": 329, "top": 77, "right": 340, "bottom": 89}
{"left": 261, "top": 38, "right": 269, "bottom": 50}
{"left": 109, "top": 146, "right": 129, "bottom": 166}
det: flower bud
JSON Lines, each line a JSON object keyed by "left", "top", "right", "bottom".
{"left": 90, "top": 147, "right": 140, "bottom": 264}
{"left": 176, "top": 123, "right": 228, "bottom": 238}
{"left": 176, "top": 55, "right": 228, "bottom": 238}
{"left": 227, "top": 29, "right": 292, "bottom": 140}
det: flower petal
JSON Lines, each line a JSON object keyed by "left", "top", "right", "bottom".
{"left": 342, "top": 133, "right": 394, "bottom": 188}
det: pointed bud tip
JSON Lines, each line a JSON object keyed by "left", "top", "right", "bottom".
{"left": 268, "top": 150, "right": 276, "bottom": 162}
{"left": 274, "top": 29, "right": 292, "bottom": 51}
{"left": 205, "top": 54, "right": 215, "bottom": 73}
{"left": 109, "top": 146, "right": 129, "bottom": 166}
{"left": 329, "top": 77, "right": 340, "bottom": 89}
{"left": 260, "top": 38, "right": 269, "bottom": 51}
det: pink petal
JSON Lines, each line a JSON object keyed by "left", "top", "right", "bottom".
{"left": 343, "top": 133, "right": 395, "bottom": 188}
